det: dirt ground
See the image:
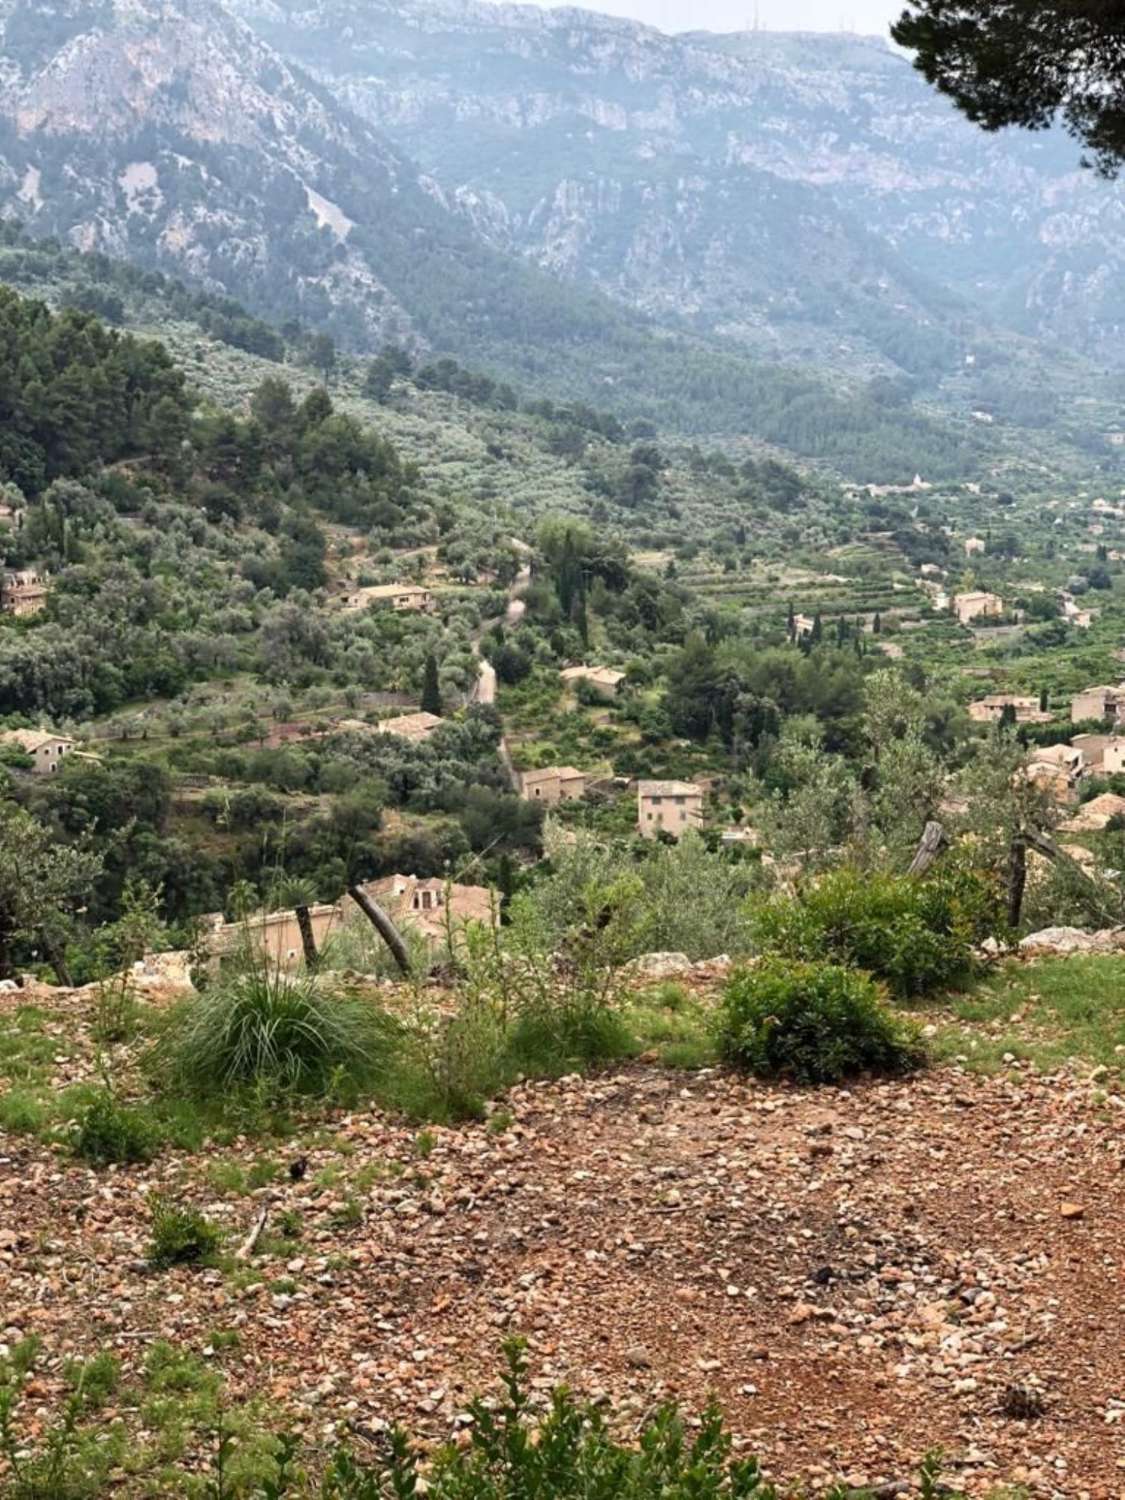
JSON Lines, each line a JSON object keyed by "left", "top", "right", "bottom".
{"left": 2, "top": 1008, "right": 1124, "bottom": 1497}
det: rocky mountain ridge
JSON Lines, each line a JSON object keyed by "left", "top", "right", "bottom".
{"left": 233, "top": 0, "right": 1125, "bottom": 374}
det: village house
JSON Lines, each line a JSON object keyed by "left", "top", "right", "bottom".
{"left": 967, "top": 694, "right": 1050, "bottom": 726}
{"left": 559, "top": 665, "right": 627, "bottom": 700}
{"left": 953, "top": 590, "right": 1003, "bottom": 626}
{"left": 204, "top": 903, "right": 342, "bottom": 970}
{"left": 791, "top": 613, "right": 816, "bottom": 639}
{"left": 918, "top": 563, "right": 944, "bottom": 578}
{"left": 637, "top": 780, "right": 704, "bottom": 840}
{"left": 520, "top": 765, "right": 588, "bottom": 806}
{"left": 964, "top": 536, "right": 986, "bottom": 556}
{"left": 347, "top": 875, "right": 492, "bottom": 943}
{"left": 1071, "top": 733, "right": 1114, "bottom": 775}
{"left": 343, "top": 583, "right": 435, "bottom": 614}
{"left": 1, "top": 568, "right": 48, "bottom": 617}
{"left": 1026, "top": 743, "right": 1085, "bottom": 803}
{"left": 1070, "top": 683, "right": 1125, "bottom": 723}
{"left": 374, "top": 711, "right": 444, "bottom": 743}
{"left": 0, "top": 728, "right": 76, "bottom": 774}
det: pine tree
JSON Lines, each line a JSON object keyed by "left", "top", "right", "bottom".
{"left": 1039, "top": 687, "right": 1049, "bottom": 713}
{"left": 811, "top": 610, "right": 823, "bottom": 644}
{"left": 872, "top": 611, "right": 882, "bottom": 634}
{"left": 421, "top": 654, "right": 442, "bottom": 717}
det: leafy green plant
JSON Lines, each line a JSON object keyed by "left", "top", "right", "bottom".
{"left": 147, "top": 1195, "right": 224, "bottom": 1270}
{"left": 0, "top": 1343, "right": 121, "bottom": 1500}
{"left": 719, "top": 960, "right": 925, "bottom": 1084}
{"left": 72, "top": 1088, "right": 156, "bottom": 1166}
{"left": 155, "top": 960, "right": 396, "bottom": 1099}
{"left": 750, "top": 864, "right": 1001, "bottom": 999}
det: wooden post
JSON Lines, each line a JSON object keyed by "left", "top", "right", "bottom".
{"left": 1007, "top": 834, "right": 1027, "bottom": 930}
{"left": 295, "top": 905, "right": 319, "bottom": 972}
{"left": 346, "top": 884, "right": 412, "bottom": 977}
{"left": 908, "top": 820, "right": 948, "bottom": 876}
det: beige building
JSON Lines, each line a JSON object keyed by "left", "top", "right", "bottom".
{"left": 967, "top": 694, "right": 1050, "bottom": 725}
{"left": 1026, "top": 743, "right": 1085, "bottom": 803}
{"left": 791, "top": 613, "right": 816, "bottom": 639}
{"left": 1070, "top": 684, "right": 1125, "bottom": 723}
{"left": 375, "top": 711, "right": 444, "bottom": 743}
{"left": 0, "top": 728, "right": 76, "bottom": 774}
{"left": 1, "top": 569, "right": 48, "bottom": 617}
{"left": 964, "top": 537, "right": 986, "bottom": 556}
{"left": 953, "top": 591, "right": 1003, "bottom": 626}
{"left": 520, "top": 765, "right": 588, "bottom": 805}
{"left": 638, "top": 780, "right": 704, "bottom": 839}
{"left": 205, "top": 903, "right": 342, "bottom": 970}
{"left": 559, "top": 665, "right": 627, "bottom": 700}
{"left": 1071, "top": 733, "right": 1113, "bottom": 774}
{"left": 348, "top": 875, "right": 493, "bottom": 943}
{"left": 343, "top": 583, "right": 434, "bottom": 614}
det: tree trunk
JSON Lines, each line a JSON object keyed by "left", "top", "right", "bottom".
{"left": 908, "top": 820, "right": 948, "bottom": 877}
{"left": 295, "top": 905, "right": 319, "bottom": 972}
{"left": 1007, "top": 835, "right": 1027, "bottom": 930}
{"left": 346, "top": 885, "right": 411, "bottom": 977}
{"left": 41, "top": 931, "right": 73, "bottom": 988}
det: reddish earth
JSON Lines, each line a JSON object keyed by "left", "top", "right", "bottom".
{"left": 2, "top": 1006, "right": 1124, "bottom": 1497}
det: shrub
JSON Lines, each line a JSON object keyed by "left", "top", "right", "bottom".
{"left": 147, "top": 1195, "right": 224, "bottom": 1269}
{"left": 156, "top": 962, "right": 395, "bottom": 1099}
{"left": 749, "top": 865, "right": 1000, "bottom": 999}
{"left": 719, "top": 960, "right": 925, "bottom": 1084}
{"left": 72, "top": 1090, "right": 156, "bottom": 1166}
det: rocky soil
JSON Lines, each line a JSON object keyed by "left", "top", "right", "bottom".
{"left": 2, "top": 981, "right": 1124, "bottom": 1497}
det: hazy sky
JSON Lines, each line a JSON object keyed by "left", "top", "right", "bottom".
{"left": 524, "top": 0, "right": 902, "bottom": 35}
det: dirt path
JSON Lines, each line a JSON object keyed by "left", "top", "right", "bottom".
{"left": 3, "top": 1049, "right": 1124, "bottom": 1495}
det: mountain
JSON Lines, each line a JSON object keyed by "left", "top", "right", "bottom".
{"left": 0, "top": 0, "right": 1033, "bottom": 481}
{"left": 231, "top": 0, "right": 1125, "bottom": 374}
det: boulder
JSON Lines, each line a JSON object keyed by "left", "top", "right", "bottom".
{"left": 1018, "top": 926, "right": 1125, "bottom": 955}
{"left": 625, "top": 952, "right": 693, "bottom": 979}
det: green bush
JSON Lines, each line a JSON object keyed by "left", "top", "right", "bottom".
{"left": 155, "top": 962, "right": 396, "bottom": 1099}
{"left": 719, "top": 960, "right": 925, "bottom": 1084}
{"left": 72, "top": 1090, "right": 156, "bottom": 1166}
{"left": 749, "top": 865, "right": 999, "bottom": 999}
{"left": 146, "top": 1195, "right": 224, "bottom": 1270}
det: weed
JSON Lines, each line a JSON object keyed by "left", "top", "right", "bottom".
{"left": 147, "top": 1195, "right": 224, "bottom": 1270}
{"left": 143, "top": 1341, "right": 221, "bottom": 1396}
{"left": 330, "top": 1197, "right": 364, "bottom": 1229}
{"left": 0, "top": 1088, "right": 50, "bottom": 1135}
{"left": 414, "top": 1129, "right": 437, "bottom": 1157}
{"left": 487, "top": 1109, "right": 513, "bottom": 1134}
{"left": 276, "top": 1208, "right": 303, "bottom": 1239}
{"left": 73, "top": 1088, "right": 156, "bottom": 1166}
{"left": 60, "top": 1352, "right": 120, "bottom": 1411}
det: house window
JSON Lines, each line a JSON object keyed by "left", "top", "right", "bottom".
{"left": 650, "top": 796, "right": 662, "bottom": 806}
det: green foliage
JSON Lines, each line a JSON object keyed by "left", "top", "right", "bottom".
{"left": 72, "top": 1088, "right": 157, "bottom": 1166}
{"left": 156, "top": 961, "right": 396, "bottom": 1099}
{"left": 146, "top": 1197, "right": 224, "bottom": 1270}
{"left": 719, "top": 960, "right": 925, "bottom": 1084}
{"left": 750, "top": 865, "right": 1001, "bottom": 999}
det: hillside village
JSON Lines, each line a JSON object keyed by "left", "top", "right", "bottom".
{"left": 7, "top": 3, "right": 1125, "bottom": 1491}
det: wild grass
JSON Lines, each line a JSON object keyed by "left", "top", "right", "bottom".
{"left": 931, "top": 955, "right": 1125, "bottom": 1076}
{"left": 154, "top": 961, "right": 397, "bottom": 1100}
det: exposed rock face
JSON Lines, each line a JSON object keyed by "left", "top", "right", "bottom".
{"left": 233, "top": 0, "right": 1125, "bottom": 373}
{"left": 1018, "top": 927, "right": 1125, "bottom": 955}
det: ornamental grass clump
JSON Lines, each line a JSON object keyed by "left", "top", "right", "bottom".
{"left": 719, "top": 959, "right": 926, "bottom": 1085}
{"left": 156, "top": 960, "right": 395, "bottom": 1100}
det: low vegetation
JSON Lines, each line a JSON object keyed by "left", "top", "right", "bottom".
{"left": 719, "top": 960, "right": 926, "bottom": 1085}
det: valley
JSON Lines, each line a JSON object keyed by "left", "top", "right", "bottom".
{"left": 2, "top": 1, "right": 1125, "bottom": 1495}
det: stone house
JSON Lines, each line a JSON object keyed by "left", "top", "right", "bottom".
{"left": 637, "top": 780, "right": 704, "bottom": 839}
{"left": 374, "top": 711, "right": 444, "bottom": 743}
{"left": 1026, "top": 743, "right": 1085, "bottom": 803}
{"left": 520, "top": 766, "right": 587, "bottom": 805}
{"left": 791, "top": 613, "right": 816, "bottom": 639}
{"left": 953, "top": 591, "right": 1003, "bottom": 626}
{"left": 0, "top": 728, "right": 76, "bottom": 774}
{"left": 559, "top": 665, "right": 627, "bottom": 700}
{"left": 1070, "top": 684, "right": 1125, "bottom": 723}
{"left": 344, "top": 583, "right": 435, "bottom": 614}
{"left": 346, "top": 875, "right": 493, "bottom": 943}
{"left": 1, "top": 569, "right": 48, "bottom": 617}
{"left": 205, "top": 903, "right": 343, "bottom": 970}
{"left": 967, "top": 695, "right": 1050, "bottom": 725}
{"left": 964, "top": 537, "right": 986, "bottom": 556}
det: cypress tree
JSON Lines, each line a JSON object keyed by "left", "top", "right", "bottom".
{"left": 421, "top": 654, "right": 442, "bottom": 716}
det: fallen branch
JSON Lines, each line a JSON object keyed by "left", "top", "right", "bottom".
{"left": 235, "top": 1204, "right": 269, "bottom": 1262}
